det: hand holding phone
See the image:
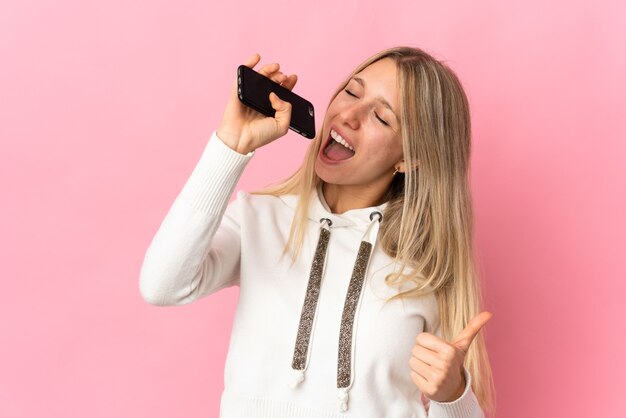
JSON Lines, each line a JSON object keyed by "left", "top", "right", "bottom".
{"left": 237, "top": 65, "right": 315, "bottom": 139}
{"left": 217, "top": 54, "right": 305, "bottom": 154}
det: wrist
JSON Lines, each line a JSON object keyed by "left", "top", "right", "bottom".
{"left": 216, "top": 128, "right": 252, "bottom": 155}
{"left": 235, "top": 139, "right": 254, "bottom": 155}
{"left": 447, "top": 368, "right": 467, "bottom": 402}
{"left": 432, "top": 369, "right": 466, "bottom": 403}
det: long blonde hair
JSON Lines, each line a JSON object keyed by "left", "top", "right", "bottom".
{"left": 253, "top": 46, "right": 495, "bottom": 416}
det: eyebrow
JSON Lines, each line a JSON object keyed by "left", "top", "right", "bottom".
{"left": 351, "top": 76, "right": 399, "bottom": 122}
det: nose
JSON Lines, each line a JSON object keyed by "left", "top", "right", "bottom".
{"left": 337, "top": 101, "right": 366, "bottom": 130}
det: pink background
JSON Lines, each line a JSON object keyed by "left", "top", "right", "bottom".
{"left": 1, "top": 0, "right": 625, "bottom": 417}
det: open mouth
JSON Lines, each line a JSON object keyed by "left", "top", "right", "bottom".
{"left": 322, "top": 128, "right": 355, "bottom": 161}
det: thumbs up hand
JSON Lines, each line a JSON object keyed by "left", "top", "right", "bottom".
{"left": 408, "top": 312, "right": 492, "bottom": 403}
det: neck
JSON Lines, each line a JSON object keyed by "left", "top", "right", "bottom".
{"left": 321, "top": 182, "right": 388, "bottom": 214}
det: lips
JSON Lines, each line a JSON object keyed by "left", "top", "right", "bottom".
{"left": 330, "top": 128, "right": 354, "bottom": 151}
{"left": 320, "top": 127, "right": 356, "bottom": 162}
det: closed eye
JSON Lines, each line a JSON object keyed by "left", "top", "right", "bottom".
{"left": 344, "top": 89, "right": 357, "bottom": 98}
{"left": 375, "top": 113, "right": 389, "bottom": 126}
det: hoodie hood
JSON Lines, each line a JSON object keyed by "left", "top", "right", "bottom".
{"left": 280, "top": 185, "right": 388, "bottom": 413}
{"left": 279, "top": 184, "right": 388, "bottom": 228}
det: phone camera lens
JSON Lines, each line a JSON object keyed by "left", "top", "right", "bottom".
{"left": 308, "top": 107, "right": 314, "bottom": 116}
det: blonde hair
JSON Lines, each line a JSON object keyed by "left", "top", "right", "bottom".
{"left": 253, "top": 46, "right": 495, "bottom": 416}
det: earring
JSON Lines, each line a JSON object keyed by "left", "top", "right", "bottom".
{"left": 392, "top": 168, "right": 399, "bottom": 176}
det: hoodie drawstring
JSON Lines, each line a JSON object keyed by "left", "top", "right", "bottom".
{"left": 289, "top": 218, "right": 332, "bottom": 388}
{"left": 336, "top": 211, "right": 382, "bottom": 412}
{"left": 288, "top": 212, "right": 383, "bottom": 414}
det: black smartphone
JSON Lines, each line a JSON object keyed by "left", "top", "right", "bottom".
{"left": 237, "top": 65, "right": 316, "bottom": 139}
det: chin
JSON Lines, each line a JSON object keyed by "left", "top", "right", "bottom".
{"left": 314, "top": 159, "right": 344, "bottom": 186}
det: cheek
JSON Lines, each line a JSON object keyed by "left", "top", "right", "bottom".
{"left": 386, "top": 135, "right": 404, "bottom": 161}
{"left": 373, "top": 135, "right": 403, "bottom": 159}
{"left": 361, "top": 140, "right": 402, "bottom": 169}
{"left": 321, "top": 103, "right": 337, "bottom": 132}
{"left": 325, "top": 96, "right": 342, "bottom": 114}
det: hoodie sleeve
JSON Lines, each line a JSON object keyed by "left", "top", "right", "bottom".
{"left": 424, "top": 324, "right": 485, "bottom": 418}
{"left": 426, "top": 365, "right": 484, "bottom": 418}
{"left": 139, "top": 130, "right": 254, "bottom": 306}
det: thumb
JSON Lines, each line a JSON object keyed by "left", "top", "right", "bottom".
{"left": 243, "top": 52, "right": 261, "bottom": 69}
{"left": 452, "top": 311, "right": 493, "bottom": 354}
{"left": 269, "top": 92, "right": 292, "bottom": 131}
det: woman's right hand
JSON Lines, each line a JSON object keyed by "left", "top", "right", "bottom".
{"left": 217, "top": 53, "right": 299, "bottom": 154}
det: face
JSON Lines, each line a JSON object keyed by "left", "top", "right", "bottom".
{"left": 315, "top": 58, "right": 404, "bottom": 190}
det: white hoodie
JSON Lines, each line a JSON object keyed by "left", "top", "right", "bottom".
{"left": 139, "top": 131, "right": 485, "bottom": 418}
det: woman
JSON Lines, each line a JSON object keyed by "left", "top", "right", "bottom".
{"left": 140, "top": 46, "right": 495, "bottom": 417}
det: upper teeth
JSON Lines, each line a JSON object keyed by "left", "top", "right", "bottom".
{"left": 330, "top": 129, "right": 354, "bottom": 151}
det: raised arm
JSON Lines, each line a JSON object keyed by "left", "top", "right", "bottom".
{"left": 139, "top": 132, "right": 253, "bottom": 306}
{"left": 139, "top": 53, "right": 299, "bottom": 306}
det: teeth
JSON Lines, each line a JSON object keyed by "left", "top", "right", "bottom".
{"left": 330, "top": 129, "right": 354, "bottom": 151}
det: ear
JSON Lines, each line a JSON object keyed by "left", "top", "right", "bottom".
{"left": 395, "top": 159, "right": 419, "bottom": 174}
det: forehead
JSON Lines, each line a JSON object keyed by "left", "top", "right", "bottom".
{"left": 353, "top": 58, "right": 399, "bottom": 106}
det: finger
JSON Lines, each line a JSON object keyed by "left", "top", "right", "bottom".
{"left": 453, "top": 311, "right": 493, "bottom": 353}
{"left": 409, "top": 356, "right": 434, "bottom": 382}
{"left": 415, "top": 332, "right": 452, "bottom": 355}
{"left": 269, "top": 92, "right": 292, "bottom": 131}
{"left": 410, "top": 370, "right": 429, "bottom": 389}
{"left": 269, "top": 72, "right": 287, "bottom": 84}
{"left": 243, "top": 53, "right": 261, "bottom": 69}
{"left": 258, "top": 62, "right": 280, "bottom": 76}
{"left": 234, "top": 54, "right": 262, "bottom": 91}
{"left": 411, "top": 344, "right": 446, "bottom": 372}
{"left": 281, "top": 74, "right": 298, "bottom": 91}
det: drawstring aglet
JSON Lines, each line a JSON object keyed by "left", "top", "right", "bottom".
{"left": 288, "top": 369, "right": 305, "bottom": 389}
{"left": 337, "top": 387, "right": 349, "bottom": 412}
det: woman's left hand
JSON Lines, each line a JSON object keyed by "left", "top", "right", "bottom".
{"left": 408, "top": 311, "right": 493, "bottom": 403}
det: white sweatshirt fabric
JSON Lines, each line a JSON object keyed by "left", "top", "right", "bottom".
{"left": 139, "top": 131, "right": 485, "bottom": 418}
